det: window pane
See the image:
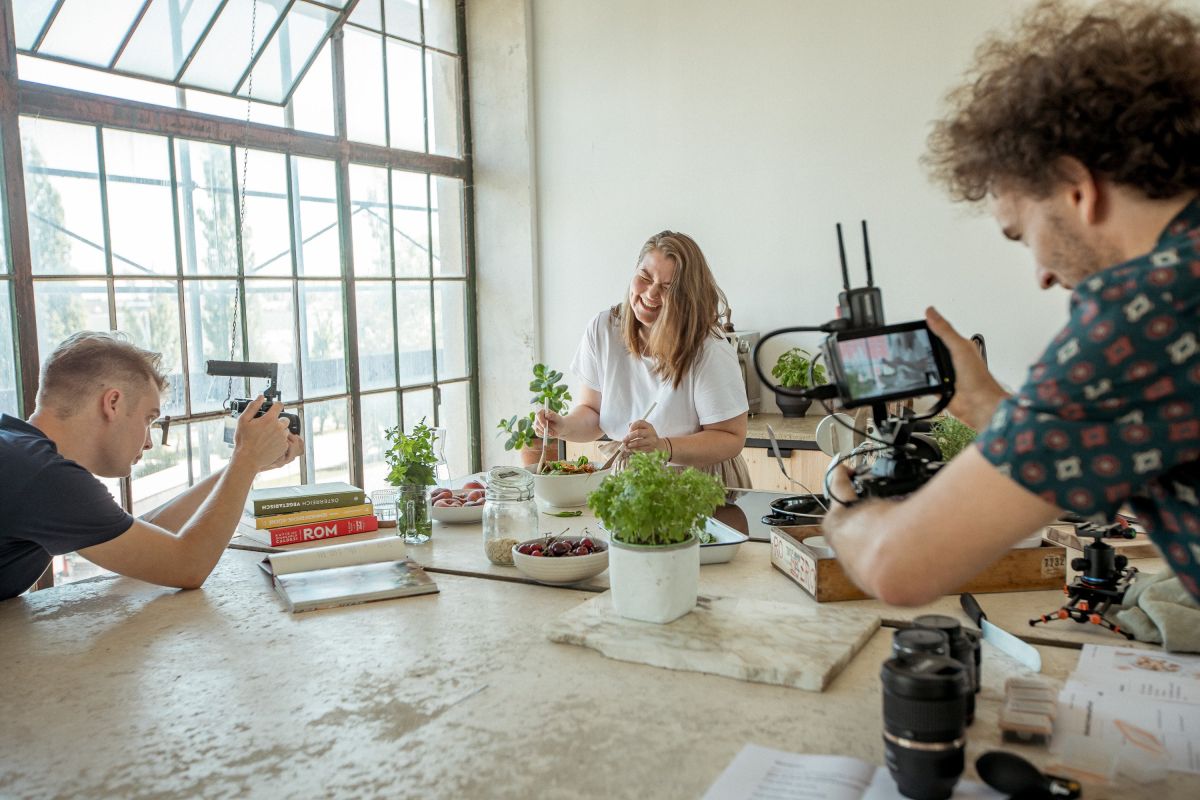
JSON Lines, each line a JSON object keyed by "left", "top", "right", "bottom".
{"left": 184, "top": 279, "right": 241, "bottom": 412}
{"left": 238, "top": 148, "right": 292, "bottom": 277}
{"left": 431, "top": 175, "right": 463, "bottom": 276}
{"left": 403, "top": 386, "right": 434, "bottom": 432}
{"left": 132, "top": 425, "right": 190, "bottom": 516}
{"left": 438, "top": 380, "right": 471, "bottom": 479}
{"left": 18, "top": 54, "right": 182, "bottom": 106}
{"left": 423, "top": 0, "right": 457, "bottom": 53}
{"left": 298, "top": 280, "right": 346, "bottom": 396}
{"left": 14, "top": 0, "right": 58, "bottom": 49}
{"left": 349, "top": 0, "right": 383, "bottom": 31}
{"left": 287, "top": 41, "right": 335, "bottom": 136}
{"left": 176, "top": 140, "right": 237, "bottom": 276}
{"left": 245, "top": 280, "right": 299, "bottom": 402}
{"left": 343, "top": 27, "right": 386, "bottom": 146}
{"left": 385, "top": 38, "right": 424, "bottom": 152}
{"left": 21, "top": 117, "right": 106, "bottom": 275}
{"left": 355, "top": 282, "right": 397, "bottom": 390}
{"left": 425, "top": 50, "right": 461, "bottom": 157}
{"left": 190, "top": 417, "right": 232, "bottom": 482}
{"left": 240, "top": 1, "right": 338, "bottom": 104}
{"left": 0, "top": 282, "right": 17, "bottom": 417}
{"left": 434, "top": 280, "right": 467, "bottom": 381}
{"left": 117, "top": 0, "right": 225, "bottom": 80}
{"left": 361, "top": 390, "right": 398, "bottom": 492}
{"left": 291, "top": 156, "right": 340, "bottom": 277}
{"left": 392, "top": 170, "right": 429, "bottom": 277}
{"left": 383, "top": 0, "right": 420, "bottom": 41}
{"left": 34, "top": 280, "right": 110, "bottom": 365}
{"left": 396, "top": 282, "right": 432, "bottom": 386}
{"left": 104, "top": 129, "right": 177, "bottom": 276}
{"left": 349, "top": 164, "right": 391, "bottom": 277}
{"left": 114, "top": 280, "right": 186, "bottom": 416}
{"left": 182, "top": 87, "right": 287, "bottom": 126}
{"left": 181, "top": 0, "right": 288, "bottom": 94}
{"left": 303, "top": 396, "right": 350, "bottom": 484}
{"left": 37, "top": 0, "right": 145, "bottom": 67}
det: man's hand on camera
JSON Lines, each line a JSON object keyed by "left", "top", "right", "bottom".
{"left": 926, "top": 307, "right": 1009, "bottom": 431}
{"left": 232, "top": 395, "right": 292, "bottom": 472}
{"left": 266, "top": 433, "right": 304, "bottom": 470}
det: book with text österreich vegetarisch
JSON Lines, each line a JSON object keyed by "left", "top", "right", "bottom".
{"left": 246, "top": 482, "right": 365, "bottom": 517}
{"left": 239, "top": 513, "right": 379, "bottom": 547}
{"left": 248, "top": 502, "right": 375, "bottom": 530}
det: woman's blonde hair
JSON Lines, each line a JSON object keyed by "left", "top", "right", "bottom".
{"left": 613, "top": 230, "right": 729, "bottom": 388}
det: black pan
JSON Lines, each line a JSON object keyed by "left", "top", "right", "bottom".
{"left": 761, "top": 494, "right": 828, "bottom": 527}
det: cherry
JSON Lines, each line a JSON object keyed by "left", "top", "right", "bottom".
{"left": 530, "top": 549, "right": 543, "bottom": 557}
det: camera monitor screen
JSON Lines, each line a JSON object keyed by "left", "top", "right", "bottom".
{"left": 832, "top": 322, "right": 949, "bottom": 406}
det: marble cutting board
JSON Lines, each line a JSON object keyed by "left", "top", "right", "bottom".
{"left": 545, "top": 594, "right": 880, "bottom": 691}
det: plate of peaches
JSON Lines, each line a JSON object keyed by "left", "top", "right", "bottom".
{"left": 428, "top": 477, "right": 487, "bottom": 524}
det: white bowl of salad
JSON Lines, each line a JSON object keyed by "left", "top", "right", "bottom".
{"left": 530, "top": 457, "right": 610, "bottom": 508}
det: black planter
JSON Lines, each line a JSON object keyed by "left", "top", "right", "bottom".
{"left": 774, "top": 390, "right": 812, "bottom": 418}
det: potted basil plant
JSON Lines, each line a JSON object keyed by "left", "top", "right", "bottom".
{"left": 384, "top": 418, "right": 439, "bottom": 544}
{"left": 497, "top": 362, "right": 571, "bottom": 466}
{"left": 587, "top": 452, "right": 725, "bottom": 624}
{"left": 770, "top": 347, "right": 827, "bottom": 417}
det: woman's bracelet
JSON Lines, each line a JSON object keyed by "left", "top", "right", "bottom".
{"left": 663, "top": 437, "right": 673, "bottom": 461}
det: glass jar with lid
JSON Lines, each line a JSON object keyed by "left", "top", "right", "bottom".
{"left": 482, "top": 466, "right": 537, "bottom": 565}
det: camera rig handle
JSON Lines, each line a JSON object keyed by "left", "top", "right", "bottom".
{"left": 206, "top": 359, "right": 281, "bottom": 402}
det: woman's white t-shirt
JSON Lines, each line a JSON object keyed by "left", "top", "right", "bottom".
{"left": 570, "top": 310, "right": 748, "bottom": 441}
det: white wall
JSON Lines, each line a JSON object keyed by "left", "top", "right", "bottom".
{"left": 528, "top": 0, "right": 1069, "bottom": 411}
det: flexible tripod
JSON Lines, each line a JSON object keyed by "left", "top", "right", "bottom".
{"left": 1030, "top": 524, "right": 1138, "bottom": 640}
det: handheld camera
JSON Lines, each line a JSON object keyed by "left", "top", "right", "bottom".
{"left": 753, "top": 221, "right": 956, "bottom": 501}
{"left": 205, "top": 360, "right": 301, "bottom": 445}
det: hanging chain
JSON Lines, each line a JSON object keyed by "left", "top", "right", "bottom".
{"left": 225, "top": 0, "right": 260, "bottom": 405}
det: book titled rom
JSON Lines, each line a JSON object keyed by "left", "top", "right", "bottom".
{"left": 243, "top": 514, "right": 379, "bottom": 548}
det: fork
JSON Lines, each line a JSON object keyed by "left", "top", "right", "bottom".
{"left": 599, "top": 401, "right": 659, "bottom": 470}
{"left": 767, "top": 423, "right": 829, "bottom": 513}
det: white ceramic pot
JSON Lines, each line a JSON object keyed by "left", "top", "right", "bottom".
{"left": 607, "top": 534, "right": 699, "bottom": 624}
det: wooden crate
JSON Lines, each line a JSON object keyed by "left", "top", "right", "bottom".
{"left": 770, "top": 527, "right": 1067, "bottom": 603}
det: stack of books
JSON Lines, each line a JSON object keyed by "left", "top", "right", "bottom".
{"left": 240, "top": 481, "right": 378, "bottom": 547}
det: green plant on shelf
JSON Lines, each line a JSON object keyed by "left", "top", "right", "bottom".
{"left": 771, "top": 347, "right": 827, "bottom": 388}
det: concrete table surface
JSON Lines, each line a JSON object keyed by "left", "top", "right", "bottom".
{"left": 239, "top": 511, "right": 1171, "bottom": 651}
{"left": 4, "top": 550, "right": 1197, "bottom": 799}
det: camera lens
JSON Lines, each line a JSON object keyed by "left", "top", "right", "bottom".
{"left": 912, "top": 614, "right": 979, "bottom": 724}
{"left": 892, "top": 628, "right": 949, "bottom": 661}
{"left": 881, "top": 654, "right": 970, "bottom": 800}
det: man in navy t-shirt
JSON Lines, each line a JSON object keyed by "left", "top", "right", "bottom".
{"left": 821, "top": 1, "right": 1200, "bottom": 606}
{"left": 1, "top": 332, "right": 302, "bottom": 600}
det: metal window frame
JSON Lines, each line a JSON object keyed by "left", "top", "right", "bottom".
{"left": 0, "top": 0, "right": 479, "bottom": 591}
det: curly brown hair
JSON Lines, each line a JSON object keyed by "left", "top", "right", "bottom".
{"left": 925, "top": 0, "right": 1200, "bottom": 202}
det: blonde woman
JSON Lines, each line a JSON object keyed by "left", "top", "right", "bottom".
{"left": 536, "top": 231, "right": 750, "bottom": 488}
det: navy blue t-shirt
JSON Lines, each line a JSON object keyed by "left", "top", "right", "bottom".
{"left": 0, "top": 414, "right": 134, "bottom": 600}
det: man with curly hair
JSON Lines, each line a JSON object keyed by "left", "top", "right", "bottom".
{"left": 823, "top": 0, "right": 1200, "bottom": 608}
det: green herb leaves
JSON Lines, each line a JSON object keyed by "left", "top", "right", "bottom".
{"left": 497, "top": 362, "right": 572, "bottom": 452}
{"left": 587, "top": 451, "right": 725, "bottom": 547}
{"left": 384, "top": 418, "right": 438, "bottom": 487}
{"left": 771, "top": 347, "right": 827, "bottom": 389}
{"left": 931, "top": 415, "right": 977, "bottom": 461}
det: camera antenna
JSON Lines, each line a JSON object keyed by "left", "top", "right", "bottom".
{"left": 861, "top": 220, "right": 874, "bottom": 287}
{"left": 836, "top": 223, "right": 852, "bottom": 292}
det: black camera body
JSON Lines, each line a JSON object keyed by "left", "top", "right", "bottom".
{"left": 206, "top": 360, "right": 301, "bottom": 441}
{"left": 753, "top": 221, "right": 957, "bottom": 501}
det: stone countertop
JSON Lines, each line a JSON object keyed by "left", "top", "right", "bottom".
{"left": 745, "top": 412, "right": 822, "bottom": 450}
{"left": 233, "top": 508, "right": 1169, "bottom": 651}
{"left": 2, "top": 551, "right": 1193, "bottom": 799}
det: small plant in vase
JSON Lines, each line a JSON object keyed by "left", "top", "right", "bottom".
{"left": 384, "top": 418, "right": 438, "bottom": 543}
{"left": 771, "top": 347, "right": 827, "bottom": 417}
{"left": 497, "top": 362, "right": 571, "bottom": 466}
{"left": 587, "top": 451, "right": 725, "bottom": 623}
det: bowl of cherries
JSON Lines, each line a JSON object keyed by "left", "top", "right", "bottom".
{"left": 510, "top": 534, "right": 609, "bottom": 585}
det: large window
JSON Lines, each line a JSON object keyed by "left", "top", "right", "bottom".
{"left": 1, "top": 0, "right": 476, "bottom": 588}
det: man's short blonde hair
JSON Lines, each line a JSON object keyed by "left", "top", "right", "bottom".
{"left": 37, "top": 331, "right": 169, "bottom": 417}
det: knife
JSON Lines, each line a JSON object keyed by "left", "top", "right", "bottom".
{"left": 960, "top": 593, "right": 1042, "bottom": 672}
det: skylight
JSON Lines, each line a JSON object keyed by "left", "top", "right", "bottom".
{"left": 15, "top": 0, "right": 354, "bottom": 105}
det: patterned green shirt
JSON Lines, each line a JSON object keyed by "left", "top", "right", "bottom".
{"left": 977, "top": 199, "right": 1200, "bottom": 602}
